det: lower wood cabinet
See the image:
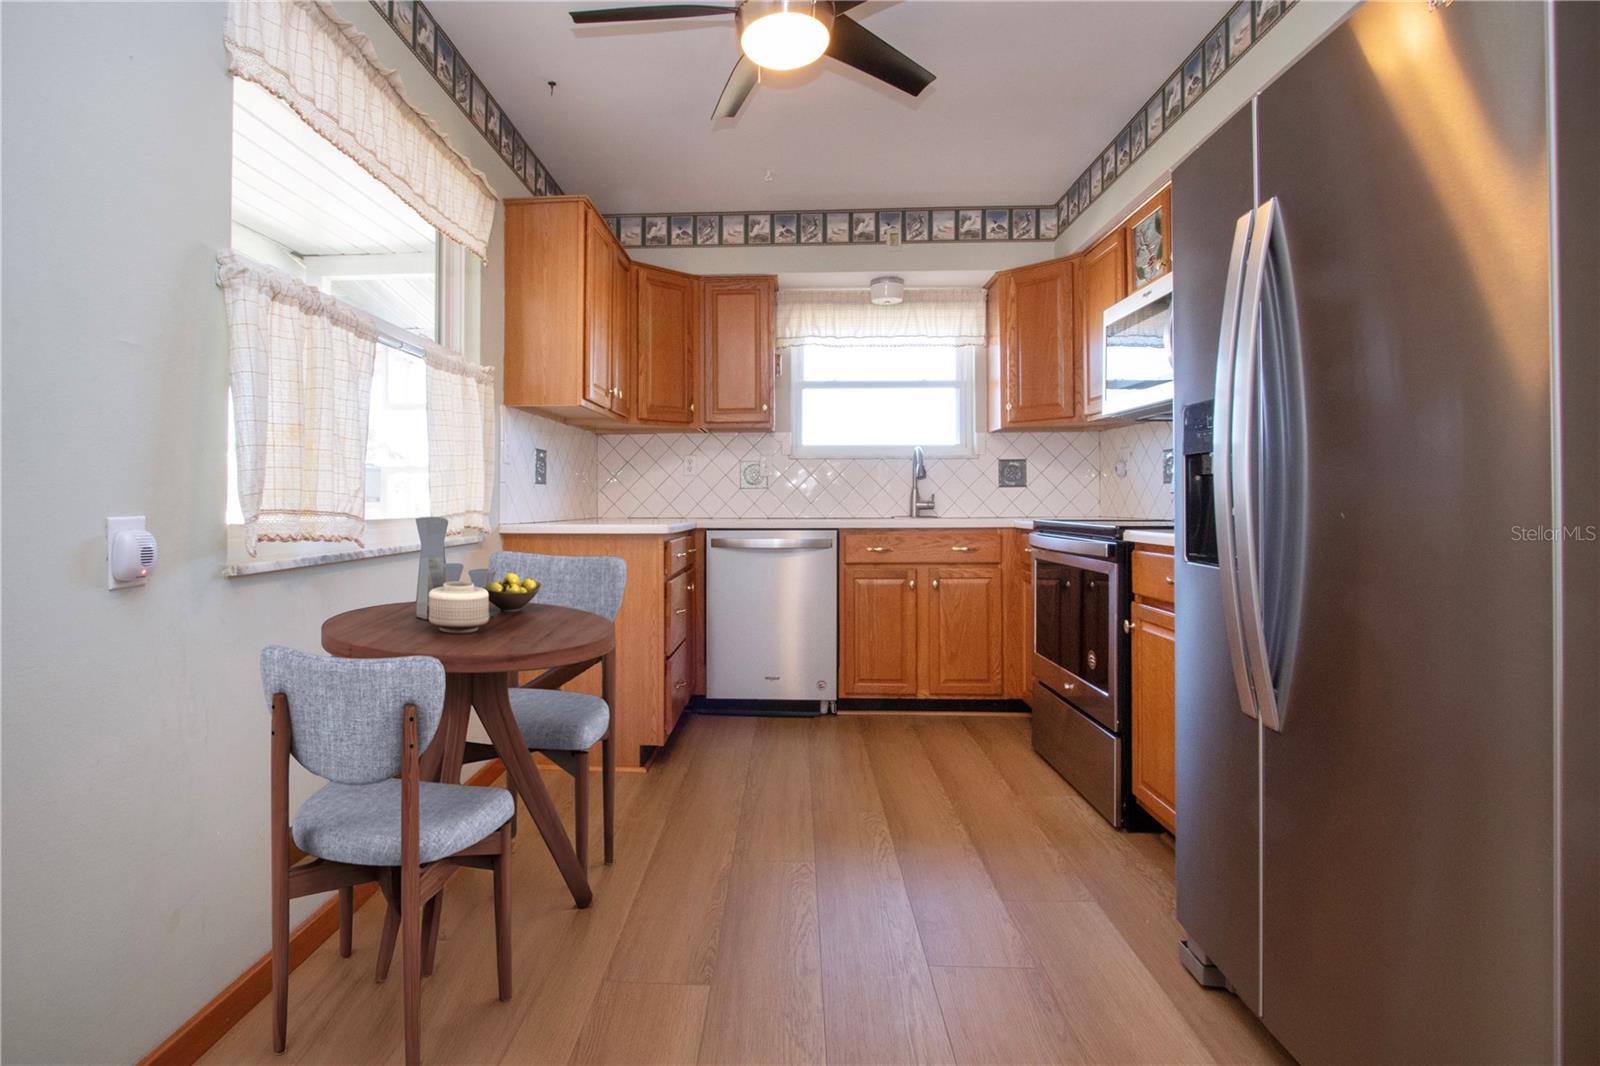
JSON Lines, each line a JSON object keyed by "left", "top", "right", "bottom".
{"left": 839, "top": 530, "right": 1008, "bottom": 699}
{"left": 1130, "top": 545, "right": 1177, "bottom": 833}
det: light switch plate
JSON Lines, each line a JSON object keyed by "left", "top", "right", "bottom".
{"left": 1162, "top": 448, "right": 1175, "bottom": 485}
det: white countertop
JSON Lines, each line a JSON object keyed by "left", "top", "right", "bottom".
{"left": 1124, "top": 529, "right": 1176, "bottom": 547}
{"left": 501, "top": 516, "right": 1046, "bottom": 535}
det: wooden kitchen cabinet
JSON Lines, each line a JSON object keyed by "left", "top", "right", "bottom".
{"left": 840, "top": 565, "right": 920, "bottom": 697}
{"left": 987, "top": 256, "right": 1078, "bottom": 429}
{"left": 505, "top": 196, "right": 634, "bottom": 423}
{"left": 701, "top": 275, "right": 777, "bottom": 428}
{"left": 1130, "top": 544, "right": 1177, "bottom": 833}
{"left": 634, "top": 264, "right": 698, "bottom": 425}
{"left": 1124, "top": 185, "right": 1173, "bottom": 292}
{"left": 1079, "top": 228, "right": 1127, "bottom": 422}
{"left": 839, "top": 530, "right": 1009, "bottom": 699}
{"left": 1003, "top": 528, "right": 1036, "bottom": 700}
{"left": 923, "top": 567, "right": 1005, "bottom": 696}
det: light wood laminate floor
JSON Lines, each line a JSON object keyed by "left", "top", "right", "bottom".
{"left": 202, "top": 714, "right": 1288, "bottom": 1065}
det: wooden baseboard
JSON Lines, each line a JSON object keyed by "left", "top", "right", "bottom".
{"left": 138, "top": 760, "right": 505, "bottom": 1066}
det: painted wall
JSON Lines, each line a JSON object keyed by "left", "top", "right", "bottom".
{"left": 0, "top": 3, "right": 527, "bottom": 1061}
{"left": 630, "top": 239, "right": 1044, "bottom": 278}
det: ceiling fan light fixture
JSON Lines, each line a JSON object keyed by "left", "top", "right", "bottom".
{"left": 739, "top": 1, "right": 831, "bottom": 71}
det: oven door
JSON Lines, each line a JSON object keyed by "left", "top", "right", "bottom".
{"left": 1031, "top": 537, "right": 1120, "bottom": 731}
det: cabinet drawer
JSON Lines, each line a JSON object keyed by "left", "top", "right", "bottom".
{"left": 666, "top": 569, "right": 691, "bottom": 654}
{"left": 664, "top": 533, "right": 695, "bottom": 577}
{"left": 1132, "top": 547, "right": 1175, "bottom": 603}
{"left": 842, "top": 528, "right": 1002, "bottom": 565}
{"left": 665, "top": 639, "right": 690, "bottom": 736}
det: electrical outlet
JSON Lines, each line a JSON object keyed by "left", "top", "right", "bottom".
{"left": 683, "top": 455, "right": 703, "bottom": 478}
{"left": 1162, "top": 448, "right": 1174, "bottom": 485}
{"left": 534, "top": 448, "right": 547, "bottom": 485}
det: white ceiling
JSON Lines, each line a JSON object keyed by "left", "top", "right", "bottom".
{"left": 430, "top": 1, "right": 1230, "bottom": 213}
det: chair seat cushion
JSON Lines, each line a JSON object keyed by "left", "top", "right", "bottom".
{"left": 507, "top": 688, "right": 610, "bottom": 752}
{"left": 292, "top": 779, "right": 513, "bottom": 866}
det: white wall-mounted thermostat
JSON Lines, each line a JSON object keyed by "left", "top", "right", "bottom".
{"left": 107, "top": 516, "right": 158, "bottom": 590}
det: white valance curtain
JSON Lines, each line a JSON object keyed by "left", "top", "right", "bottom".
{"left": 223, "top": 0, "right": 498, "bottom": 260}
{"left": 424, "top": 346, "right": 495, "bottom": 538}
{"left": 219, "top": 252, "right": 379, "bottom": 555}
{"left": 776, "top": 288, "right": 987, "bottom": 349}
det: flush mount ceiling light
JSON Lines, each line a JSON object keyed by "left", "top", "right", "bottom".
{"left": 738, "top": 1, "right": 831, "bottom": 71}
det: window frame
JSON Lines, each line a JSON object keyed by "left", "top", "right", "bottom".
{"left": 787, "top": 342, "right": 979, "bottom": 460}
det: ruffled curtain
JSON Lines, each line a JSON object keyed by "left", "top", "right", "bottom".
{"left": 776, "top": 288, "right": 987, "bottom": 349}
{"left": 223, "top": 0, "right": 498, "bottom": 260}
{"left": 424, "top": 347, "right": 496, "bottom": 537}
{"left": 219, "top": 252, "right": 380, "bottom": 555}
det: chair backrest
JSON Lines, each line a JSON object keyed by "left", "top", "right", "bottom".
{"left": 488, "top": 551, "right": 627, "bottom": 621}
{"left": 260, "top": 646, "right": 445, "bottom": 785}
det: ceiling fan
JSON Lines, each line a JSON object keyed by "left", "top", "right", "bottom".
{"left": 568, "top": 1, "right": 935, "bottom": 119}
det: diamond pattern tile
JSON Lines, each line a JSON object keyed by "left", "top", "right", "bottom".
{"left": 1098, "top": 422, "right": 1175, "bottom": 519}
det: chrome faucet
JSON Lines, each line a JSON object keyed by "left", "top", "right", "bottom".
{"left": 909, "top": 446, "right": 937, "bottom": 518}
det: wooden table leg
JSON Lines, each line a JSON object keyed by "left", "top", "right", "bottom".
{"left": 469, "top": 671, "right": 593, "bottom": 908}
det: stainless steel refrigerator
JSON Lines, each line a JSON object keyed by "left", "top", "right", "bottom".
{"left": 1172, "top": 2, "right": 1597, "bottom": 1063}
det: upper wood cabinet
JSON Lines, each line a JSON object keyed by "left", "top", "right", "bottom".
{"left": 505, "top": 196, "right": 633, "bottom": 423}
{"left": 702, "top": 275, "right": 776, "bottom": 429}
{"left": 1079, "top": 228, "right": 1128, "bottom": 422}
{"left": 1124, "top": 185, "right": 1173, "bottom": 292}
{"left": 988, "top": 256, "right": 1078, "bottom": 429}
{"left": 634, "top": 265, "right": 697, "bottom": 425}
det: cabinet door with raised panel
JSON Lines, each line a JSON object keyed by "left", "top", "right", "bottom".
{"left": 1130, "top": 599, "right": 1177, "bottom": 832}
{"left": 583, "top": 210, "right": 616, "bottom": 410}
{"left": 635, "top": 265, "right": 696, "bottom": 424}
{"left": 609, "top": 251, "right": 633, "bottom": 418}
{"left": 702, "top": 276, "right": 775, "bottom": 427}
{"left": 1080, "top": 228, "right": 1127, "bottom": 421}
{"left": 1006, "top": 258, "right": 1076, "bottom": 425}
{"left": 923, "top": 566, "right": 1005, "bottom": 697}
{"left": 840, "top": 565, "right": 918, "bottom": 697}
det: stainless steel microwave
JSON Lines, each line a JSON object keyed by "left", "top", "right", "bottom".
{"left": 1100, "top": 272, "right": 1174, "bottom": 420}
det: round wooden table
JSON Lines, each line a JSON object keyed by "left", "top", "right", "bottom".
{"left": 322, "top": 602, "right": 615, "bottom": 910}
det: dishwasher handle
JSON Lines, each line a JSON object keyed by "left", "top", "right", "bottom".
{"left": 709, "top": 536, "right": 835, "bottom": 551}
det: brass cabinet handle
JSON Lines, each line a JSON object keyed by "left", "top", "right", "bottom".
{"left": 932, "top": 578, "right": 940, "bottom": 590}
{"left": 1023, "top": 547, "right": 1034, "bottom": 553}
{"left": 951, "top": 545, "right": 975, "bottom": 552}
{"left": 673, "top": 680, "right": 687, "bottom": 691}
{"left": 1165, "top": 575, "right": 1174, "bottom": 585}
{"left": 907, "top": 578, "right": 916, "bottom": 590}
{"left": 689, "top": 402, "right": 696, "bottom": 412}
{"left": 761, "top": 403, "right": 769, "bottom": 412}
{"left": 866, "top": 546, "right": 890, "bottom": 553}
{"left": 675, "top": 551, "right": 689, "bottom": 559}
{"left": 687, "top": 583, "right": 695, "bottom": 592}
{"left": 686, "top": 546, "right": 697, "bottom": 554}
{"left": 675, "top": 608, "right": 689, "bottom": 616}
{"left": 1123, "top": 619, "right": 1134, "bottom": 634}
{"left": 1005, "top": 401, "right": 1014, "bottom": 413}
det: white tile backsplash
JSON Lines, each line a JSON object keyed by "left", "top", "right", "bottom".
{"left": 1098, "top": 421, "right": 1175, "bottom": 519}
{"left": 501, "top": 414, "right": 1175, "bottom": 523}
{"left": 499, "top": 408, "right": 598, "bottom": 523}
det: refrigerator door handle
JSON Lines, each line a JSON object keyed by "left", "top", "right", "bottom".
{"left": 1213, "top": 208, "right": 1261, "bottom": 721}
{"left": 1233, "top": 197, "right": 1302, "bottom": 733}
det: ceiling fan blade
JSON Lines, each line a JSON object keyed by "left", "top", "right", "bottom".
{"left": 825, "top": 14, "right": 935, "bottom": 98}
{"left": 570, "top": 4, "right": 736, "bottom": 25}
{"left": 711, "top": 55, "right": 759, "bottom": 119}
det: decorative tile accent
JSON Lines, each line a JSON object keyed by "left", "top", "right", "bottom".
{"left": 1055, "top": 0, "right": 1297, "bottom": 233}
{"left": 604, "top": 205, "right": 1059, "bottom": 249}
{"left": 998, "top": 458, "right": 1027, "bottom": 488}
{"left": 371, "top": 0, "right": 563, "bottom": 198}
{"left": 1098, "top": 422, "right": 1175, "bottom": 520}
{"left": 499, "top": 408, "right": 597, "bottom": 523}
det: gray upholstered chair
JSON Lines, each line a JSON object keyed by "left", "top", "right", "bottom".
{"left": 483, "top": 550, "right": 626, "bottom": 869}
{"left": 261, "top": 647, "right": 515, "bottom": 1066}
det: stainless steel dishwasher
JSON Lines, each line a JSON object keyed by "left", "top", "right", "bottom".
{"left": 706, "top": 529, "right": 837, "bottom": 708}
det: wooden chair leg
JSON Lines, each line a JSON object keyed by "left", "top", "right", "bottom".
{"left": 420, "top": 896, "right": 442, "bottom": 978}
{"left": 402, "top": 873, "right": 422, "bottom": 1066}
{"left": 338, "top": 886, "right": 354, "bottom": 958}
{"left": 493, "top": 820, "right": 513, "bottom": 1002}
{"left": 271, "top": 855, "right": 289, "bottom": 1053}
{"left": 375, "top": 874, "right": 399, "bottom": 983}
{"left": 574, "top": 747, "right": 591, "bottom": 872}
{"left": 602, "top": 732, "right": 615, "bottom": 865}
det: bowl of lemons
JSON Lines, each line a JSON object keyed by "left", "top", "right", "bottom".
{"left": 486, "top": 571, "right": 541, "bottom": 612}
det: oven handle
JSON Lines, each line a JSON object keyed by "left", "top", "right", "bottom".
{"left": 1213, "top": 206, "right": 1259, "bottom": 722}
{"left": 1027, "top": 533, "right": 1116, "bottom": 560}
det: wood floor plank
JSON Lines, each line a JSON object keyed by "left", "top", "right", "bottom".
{"left": 809, "top": 716, "right": 883, "bottom": 813}
{"left": 967, "top": 719, "right": 1290, "bottom": 1065}
{"left": 1010, "top": 900, "right": 1213, "bottom": 1064}
{"left": 917, "top": 719, "right": 1093, "bottom": 903}
{"left": 930, "top": 966, "right": 1084, "bottom": 1065}
{"left": 606, "top": 715, "right": 756, "bottom": 986}
{"left": 696, "top": 861, "right": 825, "bottom": 1065}
{"left": 571, "top": 981, "right": 709, "bottom": 1065}
{"left": 813, "top": 807, "right": 954, "bottom": 1066}
{"left": 735, "top": 717, "right": 814, "bottom": 863}
{"left": 863, "top": 718, "right": 1032, "bottom": 968}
